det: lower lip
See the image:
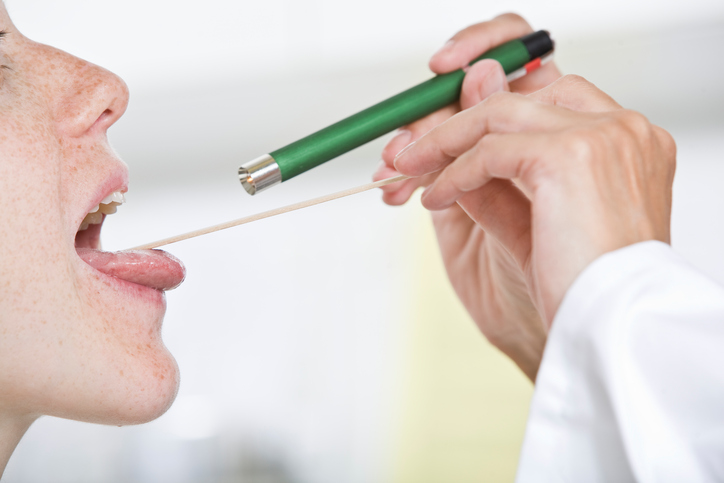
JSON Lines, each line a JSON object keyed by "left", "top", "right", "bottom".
{"left": 75, "top": 259, "right": 167, "bottom": 308}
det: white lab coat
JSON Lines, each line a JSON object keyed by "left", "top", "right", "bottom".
{"left": 516, "top": 241, "right": 724, "bottom": 482}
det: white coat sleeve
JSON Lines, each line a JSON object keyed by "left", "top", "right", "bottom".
{"left": 516, "top": 241, "right": 724, "bottom": 483}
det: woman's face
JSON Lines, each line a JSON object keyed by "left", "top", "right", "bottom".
{"left": 0, "top": 5, "right": 185, "bottom": 425}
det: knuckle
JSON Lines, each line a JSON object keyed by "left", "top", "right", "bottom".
{"left": 453, "top": 21, "right": 491, "bottom": 41}
{"left": 556, "top": 74, "right": 593, "bottom": 91}
{"left": 495, "top": 12, "right": 531, "bottom": 29}
{"left": 478, "top": 92, "right": 527, "bottom": 133}
{"left": 653, "top": 125, "right": 677, "bottom": 172}
{"left": 617, "top": 109, "right": 652, "bottom": 138}
{"left": 601, "top": 111, "right": 657, "bottom": 163}
{"left": 654, "top": 125, "right": 677, "bottom": 155}
{"left": 457, "top": 14, "right": 533, "bottom": 49}
{"left": 485, "top": 90, "right": 510, "bottom": 103}
{"left": 481, "top": 90, "right": 516, "bottom": 111}
{"left": 553, "top": 127, "right": 606, "bottom": 174}
{"left": 469, "top": 140, "right": 492, "bottom": 180}
{"left": 562, "top": 131, "right": 596, "bottom": 164}
{"left": 543, "top": 75, "right": 597, "bottom": 107}
{"left": 590, "top": 112, "right": 641, "bottom": 153}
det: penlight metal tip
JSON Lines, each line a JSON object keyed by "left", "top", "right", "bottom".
{"left": 238, "top": 154, "right": 282, "bottom": 195}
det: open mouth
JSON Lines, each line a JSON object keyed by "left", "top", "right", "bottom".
{"left": 74, "top": 190, "right": 186, "bottom": 291}
{"left": 75, "top": 191, "right": 124, "bottom": 250}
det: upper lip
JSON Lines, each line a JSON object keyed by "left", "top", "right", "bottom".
{"left": 74, "top": 167, "right": 129, "bottom": 236}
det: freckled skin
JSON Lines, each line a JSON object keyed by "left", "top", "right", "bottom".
{"left": 0, "top": 5, "right": 181, "bottom": 471}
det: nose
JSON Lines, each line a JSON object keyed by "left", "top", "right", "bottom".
{"left": 46, "top": 47, "right": 130, "bottom": 138}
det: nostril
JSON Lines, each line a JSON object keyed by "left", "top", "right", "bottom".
{"left": 90, "top": 108, "right": 113, "bottom": 131}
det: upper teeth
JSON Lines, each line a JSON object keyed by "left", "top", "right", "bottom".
{"left": 78, "top": 191, "right": 125, "bottom": 231}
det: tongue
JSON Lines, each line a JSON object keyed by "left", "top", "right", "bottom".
{"left": 77, "top": 248, "right": 186, "bottom": 290}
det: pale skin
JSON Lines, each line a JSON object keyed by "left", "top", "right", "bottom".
{"left": 0, "top": 4, "right": 184, "bottom": 475}
{"left": 375, "top": 14, "right": 676, "bottom": 381}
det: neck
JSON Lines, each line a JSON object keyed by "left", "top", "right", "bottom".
{"left": 0, "top": 412, "right": 35, "bottom": 477}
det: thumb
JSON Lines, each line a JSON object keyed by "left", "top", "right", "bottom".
{"left": 460, "top": 59, "right": 510, "bottom": 110}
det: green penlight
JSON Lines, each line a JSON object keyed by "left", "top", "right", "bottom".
{"left": 239, "top": 30, "right": 553, "bottom": 195}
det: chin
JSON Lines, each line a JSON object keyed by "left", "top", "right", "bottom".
{"left": 115, "top": 345, "right": 181, "bottom": 426}
{"left": 72, "top": 344, "right": 181, "bottom": 427}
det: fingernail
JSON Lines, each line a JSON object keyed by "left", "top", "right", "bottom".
{"left": 486, "top": 63, "right": 506, "bottom": 94}
{"left": 393, "top": 141, "right": 415, "bottom": 169}
{"left": 421, "top": 184, "right": 434, "bottom": 205}
{"left": 432, "top": 39, "right": 455, "bottom": 58}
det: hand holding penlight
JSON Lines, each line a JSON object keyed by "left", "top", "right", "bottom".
{"left": 239, "top": 31, "right": 553, "bottom": 195}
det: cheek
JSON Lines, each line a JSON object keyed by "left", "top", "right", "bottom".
{"left": 0, "top": 104, "right": 75, "bottom": 399}
{"left": 0, "top": 90, "right": 65, "bottom": 273}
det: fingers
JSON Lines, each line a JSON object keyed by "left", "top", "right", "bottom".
{"left": 372, "top": 160, "right": 409, "bottom": 199}
{"left": 380, "top": 104, "right": 459, "bottom": 167}
{"left": 376, "top": 129, "right": 419, "bottom": 204}
{"left": 430, "top": 13, "right": 562, "bottom": 97}
{"left": 376, "top": 104, "right": 459, "bottom": 205}
{"left": 421, "top": 131, "right": 554, "bottom": 210}
{"left": 381, "top": 130, "right": 413, "bottom": 166}
{"left": 509, "top": 62, "right": 562, "bottom": 95}
{"left": 530, "top": 75, "right": 622, "bottom": 112}
{"left": 459, "top": 59, "right": 510, "bottom": 110}
{"left": 376, "top": 58, "right": 513, "bottom": 205}
{"left": 395, "top": 77, "right": 622, "bottom": 182}
{"left": 429, "top": 13, "right": 533, "bottom": 74}
{"left": 394, "top": 92, "right": 574, "bottom": 178}
{"left": 372, "top": 167, "right": 436, "bottom": 206}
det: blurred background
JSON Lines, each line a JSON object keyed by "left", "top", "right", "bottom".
{"left": 3, "top": 0, "right": 723, "bottom": 481}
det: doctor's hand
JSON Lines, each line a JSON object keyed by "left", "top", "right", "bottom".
{"left": 375, "top": 13, "right": 560, "bottom": 381}
{"left": 373, "top": 12, "right": 561, "bottom": 205}
{"left": 394, "top": 75, "right": 677, "bottom": 328}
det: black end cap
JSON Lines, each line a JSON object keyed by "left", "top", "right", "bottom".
{"left": 521, "top": 30, "right": 554, "bottom": 59}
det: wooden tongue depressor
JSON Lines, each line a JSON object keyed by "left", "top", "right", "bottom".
{"left": 128, "top": 175, "right": 409, "bottom": 251}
